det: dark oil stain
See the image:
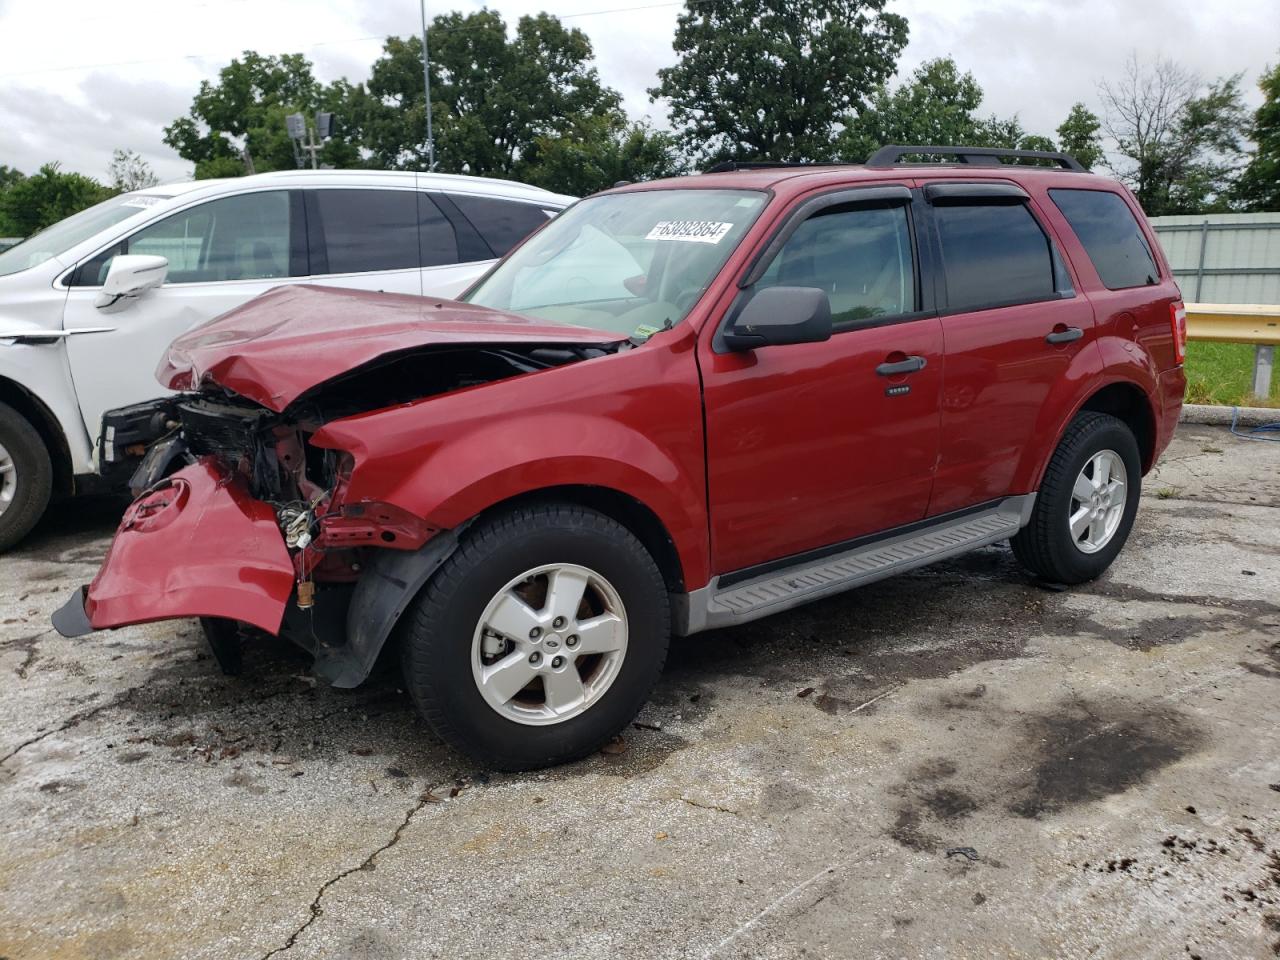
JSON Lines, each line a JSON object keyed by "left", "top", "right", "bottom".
{"left": 886, "top": 757, "right": 968, "bottom": 853}
{"left": 1007, "top": 700, "right": 1203, "bottom": 819}
{"left": 922, "top": 786, "right": 979, "bottom": 823}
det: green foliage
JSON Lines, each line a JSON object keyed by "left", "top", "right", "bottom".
{"left": 1056, "top": 103, "right": 1104, "bottom": 170}
{"left": 355, "top": 11, "right": 622, "bottom": 179}
{"left": 1184, "top": 341, "right": 1279, "bottom": 407}
{"left": 163, "top": 51, "right": 359, "bottom": 177}
{"left": 1100, "top": 56, "right": 1249, "bottom": 215}
{"left": 653, "top": 0, "right": 908, "bottom": 164}
{"left": 0, "top": 163, "right": 114, "bottom": 236}
{"left": 1235, "top": 58, "right": 1280, "bottom": 212}
{"left": 107, "top": 149, "right": 159, "bottom": 192}
{"left": 524, "top": 117, "right": 684, "bottom": 195}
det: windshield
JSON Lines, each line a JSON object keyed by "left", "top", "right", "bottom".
{"left": 0, "top": 192, "right": 169, "bottom": 279}
{"left": 465, "top": 188, "right": 767, "bottom": 338}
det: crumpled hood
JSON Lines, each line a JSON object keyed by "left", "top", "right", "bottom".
{"left": 158, "top": 284, "right": 627, "bottom": 412}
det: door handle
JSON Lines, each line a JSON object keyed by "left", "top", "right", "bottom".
{"left": 1045, "top": 326, "right": 1084, "bottom": 345}
{"left": 876, "top": 355, "right": 927, "bottom": 376}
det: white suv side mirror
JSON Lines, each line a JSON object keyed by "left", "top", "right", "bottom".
{"left": 95, "top": 255, "right": 169, "bottom": 312}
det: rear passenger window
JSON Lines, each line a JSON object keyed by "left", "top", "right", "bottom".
{"left": 313, "top": 189, "right": 457, "bottom": 274}
{"left": 934, "top": 203, "right": 1058, "bottom": 311}
{"left": 1050, "top": 188, "right": 1159, "bottom": 289}
{"left": 449, "top": 195, "right": 552, "bottom": 257}
{"left": 756, "top": 204, "right": 915, "bottom": 328}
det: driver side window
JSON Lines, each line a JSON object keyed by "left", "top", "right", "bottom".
{"left": 756, "top": 203, "right": 916, "bottom": 329}
{"left": 71, "top": 191, "right": 296, "bottom": 286}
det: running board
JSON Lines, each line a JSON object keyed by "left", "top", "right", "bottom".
{"left": 677, "top": 495, "right": 1035, "bottom": 635}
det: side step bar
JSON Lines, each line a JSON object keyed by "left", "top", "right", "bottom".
{"left": 678, "top": 495, "right": 1035, "bottom": 635}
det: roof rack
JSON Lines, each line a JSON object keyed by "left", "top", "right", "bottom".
{"left": 866, "top": 145, "right": 1087, "bottom": 172}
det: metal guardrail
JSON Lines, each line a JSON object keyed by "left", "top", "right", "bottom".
{"left": 1186, "top": 303, "right": 1279, "bottom": 400}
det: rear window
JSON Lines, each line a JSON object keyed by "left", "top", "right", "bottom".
{"left": 450, "top": 195, "right": 552, "bottom": 257}
{"left": 934, "top": 203, "right": 1058, "bottom": 311}
{"left": 1049, "top": 188, "right": 1158, "bottom": 290}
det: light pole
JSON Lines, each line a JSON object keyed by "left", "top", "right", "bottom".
{"left": 420, "top": 0, "right": 436, "bottom": 171}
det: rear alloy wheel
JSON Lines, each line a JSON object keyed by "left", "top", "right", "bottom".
{"left": 1011, "top": 411, "right": 1141, "bottom": 585}
{"left": 0, "top": 402, "right": 53, "bottom": 553}
{"left": 401, "top": 503, "right": 669, "bottom": 770}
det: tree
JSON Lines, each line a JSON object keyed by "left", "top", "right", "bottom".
{"left": 0, "top": 163, "right": 114, "bottom": 236}
{"left": 524, "top": 117, "right": 684, "bottom": 195}
{"left": 1056, "top": 103, "right": 1104, "bottom": 170}
{"left": 164, "top": 51, "right": 360, "bottom": 178}
{"left": 354, "top": 11, "right": 622, "bottom": 178}
{"left": 652, "top": 0, "right": 908, "bottom": 164}
{"left": 837, "top": 57, "right": 1055, "bottom": 162}
{"left": 108, "top": 149, "right": 159, "bottom": 192}
{"left": 1099, "top": 54, "right": 1249, "bottom": 214}
{"left": 1234, "top": 58, "right": 1280, "bottom": 211}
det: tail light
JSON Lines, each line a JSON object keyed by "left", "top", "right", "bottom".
{"left": 1169, "top": 301, "right": 1187, "bottom": 365}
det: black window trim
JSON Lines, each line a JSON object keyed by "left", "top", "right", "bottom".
{"left": 1047, "top": 186, "right": 1163, "bottom": 291}
{"left": 431, "top": 191, "right": 498, "bottom": 262}
{"left": 445, "top": 192, "right": 564, "bottom": 261}
{"left": 715, "top": 184, "right": 929, "bottom": 353}
{"left": 925, "top": 186, "right": 1078, "bottom": 317}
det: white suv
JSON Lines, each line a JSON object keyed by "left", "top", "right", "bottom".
{"left": 0, "top": 169, "right": 573, "bottom": 550}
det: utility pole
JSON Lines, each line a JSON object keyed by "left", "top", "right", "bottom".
{"left": 420, "top": 0, "right": 436, "bottom": 171}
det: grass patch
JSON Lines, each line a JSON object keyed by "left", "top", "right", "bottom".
{"left": 1183, "top": 341, "right": 1280, "bottom": 408}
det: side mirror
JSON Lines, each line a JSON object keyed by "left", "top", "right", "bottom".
{"left": 722, "top": 286, "right": 833, "bottom": 351}
{"left": 95, "top": 255, "right": 168, "bottom": 313}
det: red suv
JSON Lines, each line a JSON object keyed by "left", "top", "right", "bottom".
{"left": 54, "top": 146, "right": 1187, "bottom": 770}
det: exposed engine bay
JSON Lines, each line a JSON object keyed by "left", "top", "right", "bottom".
{"left": 101, "top": 342, "right": 618, "bottom": 553}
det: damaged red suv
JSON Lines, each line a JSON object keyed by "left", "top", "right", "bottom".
{"left": 54, "top": 146, "right": 1186, "bottom": 770}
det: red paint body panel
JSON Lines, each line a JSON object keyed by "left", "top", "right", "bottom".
{"left": 74, "top": 162, "right": 1187, "bottom": 644}
{"left": 86, "top": 459, "right": 294, "bottom": 634}
{"left": 158, "top": 284, "right": 627, "bottom": 412}
{"left": 311, "top": 327, "right": 712, "bottom": 588}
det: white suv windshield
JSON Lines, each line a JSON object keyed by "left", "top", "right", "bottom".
{"left": 0, "top": 193, "right": 169, "bottom": 279}
{"left": 465, "top": 189, "right": 767, "bottom": 339}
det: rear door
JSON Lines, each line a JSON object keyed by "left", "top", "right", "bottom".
{"left": 699, "top": 185, "right": 944, "bottom": 575}
{"left": 305, "top": 187, "right": 451, "bottom": 297}
{"left": 920, "top": 181, "right": 1095, "bottom": 516}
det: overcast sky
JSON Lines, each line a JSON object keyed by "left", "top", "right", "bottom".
{"left": 0, "top": 0, "right": 1275, "bottom": 183}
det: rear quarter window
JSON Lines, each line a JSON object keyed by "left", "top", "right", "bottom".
{"left": 449, "top": 195, "right": 554, "bottom": 257}
{"left": 1049, "top": 188, "right": 1159, "bottom": 290}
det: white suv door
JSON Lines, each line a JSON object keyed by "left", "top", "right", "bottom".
{"left": 60, "top": 188, "right": 303, "bottom": 447}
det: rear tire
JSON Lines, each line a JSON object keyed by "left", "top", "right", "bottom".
{"left": 0, "top": 401, "right": 53, "bottom": 553}
{"left": 1011, "top": 411, "right": 1141, "bottom": 585}
{"left": 400, "top": 503, "right": 670, "bottom": 771}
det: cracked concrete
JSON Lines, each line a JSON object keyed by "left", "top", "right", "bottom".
{"left": 1, "top": 424, "right": 1278, "bottom": 959}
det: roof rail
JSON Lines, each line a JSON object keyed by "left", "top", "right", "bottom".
{"left": 866, "top": 145, "right": 1088, "bottom": 172}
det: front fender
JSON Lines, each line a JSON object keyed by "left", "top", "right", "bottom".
{"left": 0, "top": 339, "right": 94, "bottom": 474}
{"left": 311, "top": 342, "right": 710, "bottom": 588}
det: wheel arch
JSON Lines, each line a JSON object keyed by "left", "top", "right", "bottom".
{"left": 0, "top": 374, "right": 73, "bottom": 497}
{"left": 1076, "top": 381, "right": 1158, "bottom": 474}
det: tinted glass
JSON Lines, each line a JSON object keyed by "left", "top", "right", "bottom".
{"left": 467, "top": 189, "right": 767, "bottom": 338}
{"left": 72, "top": 191, "right": 293, "bottom": 285}
{"left": 314, "top": 189, "right": 424, "bottom": 274}
{"left": 417, "top": 193, "right": 459, "bottom": 267}
{"left": 935, "top": 202, "right": 1056, "bottom": 310}
{"left": 756, "top": 204, "right": 914, "bottom": 327}
{"left": 1050, "top": 188, "right": 1159, "bottom": 289}
{"left": 450, "top": 195, "right": 553, "bottom": 256}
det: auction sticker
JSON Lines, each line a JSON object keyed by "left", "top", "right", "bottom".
{"left": 645, "top": 220, "right": 733, "bottom": 244}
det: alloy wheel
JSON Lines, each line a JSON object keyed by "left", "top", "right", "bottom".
{"left": 1069, "top": 449, "right": 1128, "bottom": 554}
{"left": 0, "top": 440, "right": 16, "bottom": 519}
{"left": 471, "top": 563, "right": 628, "bottom": 726}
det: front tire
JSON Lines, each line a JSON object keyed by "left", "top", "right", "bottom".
{"left": 400, "top": 503, "right": 670, "bottom": 771}
{"left": 0, "top": 401, "right": 53, "bottom": 553}
{"left": 1011, "top": 412, "right": 1142, "bottom": 585}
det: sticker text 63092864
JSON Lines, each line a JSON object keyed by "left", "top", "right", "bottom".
{"left": 645, "top": 220, "right": 734, "bottom": 244}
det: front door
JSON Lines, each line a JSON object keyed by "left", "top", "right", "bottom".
{"left": 699, "top": 189, "right": 943, "bottom": 575}
{"left": 62, "top": 189, "right": 304, "bottom": 451}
